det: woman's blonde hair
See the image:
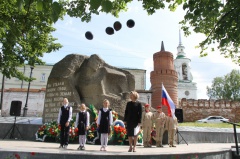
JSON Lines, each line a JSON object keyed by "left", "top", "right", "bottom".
{"left": 130, "top": 91, "right": 139, "bottom": 100}
{"left": 78, "top": 103, "right": 86, "bottom": 111}
{"left": 103, "top": 99, "right": 110, "bottom": 106}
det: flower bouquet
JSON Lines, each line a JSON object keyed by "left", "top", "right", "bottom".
{"left": 36, "top": 120, "right": 78, "bottom": 142}
{"left": 69, "top": 126, "right": 79, "bottom": 142}
{"left": 110, "top": 120, "right": 127, "bottom": 145}
{"left": 112, "top": 110, "right": 119, "bottom": 121}
{"left": 86, "top": 104, "right": 101, "bottom": 144}
{"left": 149, "top": 129, "right": 156, "bottom": 145}
{"left": 35, "top": 121, "right": 60, "bottom": 142}
{"left": 137, "top": 129, "right": 143, "bottom": 145}
{"left": 86, "top": 122, "right": 100, "bottom": 144}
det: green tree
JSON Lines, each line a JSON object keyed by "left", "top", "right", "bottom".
{"left": 0, "top": 0, "right": 63, "bottom": 80}
{"left": 180, "top": 0, "right": 240, "bottom": 64}
{"left": 64, "top": 0, "right": 240, "bottom": 64}
{"left": 1, "top": 0, "right": 168, "bottom": 80}
{"left": 207, "top": 70, "right": 240, "bottom": 101}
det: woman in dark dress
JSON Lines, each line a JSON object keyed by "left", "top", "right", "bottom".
{"left": 124, "top": 91, "right": 142, "bottom": 152}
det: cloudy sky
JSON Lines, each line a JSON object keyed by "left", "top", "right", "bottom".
{"left": 42, "top": 1, "right": 239, "bottom": 99}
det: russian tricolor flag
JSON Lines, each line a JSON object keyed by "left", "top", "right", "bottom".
{"left": 161, "top": 84, "right": 176, "bottom": 117}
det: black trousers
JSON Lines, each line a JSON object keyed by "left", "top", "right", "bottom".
{"left": 60, "top": 123, "right": 70, "bottom": 146}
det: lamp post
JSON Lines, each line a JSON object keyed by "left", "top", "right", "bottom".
{"left": 0, "top": 75, "right": 5, "bottom": 113}
{"left": 23, "top": 66, "right": 34, "bottom": 117}
{"left": 147, "top": 94, "right": 150, "bottom": 104}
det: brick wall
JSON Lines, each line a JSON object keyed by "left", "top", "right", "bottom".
{"left": 179, "top": 98, "right": 240, "bottom": 122}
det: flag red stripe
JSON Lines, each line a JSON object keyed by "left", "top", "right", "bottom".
{"left": 162, "top": 98, "right": 172, "bottom": 116}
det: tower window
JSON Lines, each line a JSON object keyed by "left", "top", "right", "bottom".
{"left": 185, "top": 90, "right": 190, "bottom": 96}
{"left": 41, "top": 73, "right": 46, "bottom": 82}
{"left": 182, "top": 64, "right": 188, "bottom": 80}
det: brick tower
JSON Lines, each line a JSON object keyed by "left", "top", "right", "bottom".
{"left": 150, "top": 41, "right": 178, "bottom": 113}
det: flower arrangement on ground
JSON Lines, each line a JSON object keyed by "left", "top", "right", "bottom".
{"left": 137, "top": 129, "right": 143, "bottom": 145}
{"left": 87, "top": 104, "right": 100, "bottom": 144}
{"left": 109, "top": 119, "right": 126, "bottom": 145}
{"left": 36, "top": 105, "right": 139, "bottom": 145}
{"left": 110, "top": 125, "right": 127, "bottom": 145}
{"left": 69, "top": 126, "right": 79, "bottom": 142}
{"left": 36, "top": 120, "right": 78, "bottom": 142}
{"left": 87, "top": 122, "right": 99, "bottom": 144}
{"left": 35, "top": 121, "right": 60, "bottom": 142}
{"left": 150, "top": 123, "right": 157, "bottom": 145}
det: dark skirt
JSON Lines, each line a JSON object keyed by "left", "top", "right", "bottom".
{"left": 78, "top": 122, "right": 86, "bottom": 135}
{"left": 126, "top": 122, "right": 138, "bottom": 137}
{"left": 99, "top": 123, "right": 110, "bottom": 134}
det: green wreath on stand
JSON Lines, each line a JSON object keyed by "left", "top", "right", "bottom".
{"left": 87, "top": 104, "right": 101, "bottom": 144}
{"left": 35, "top": 121, "right": 60, "bottom": 142}
{"left": 86, "top": 122, "right": 100, "bottom": 145}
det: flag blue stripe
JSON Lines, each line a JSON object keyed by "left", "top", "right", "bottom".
{"left": 162, "top": 84, "right": 176, "bottom": 117}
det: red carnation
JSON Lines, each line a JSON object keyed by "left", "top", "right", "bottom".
{"left": 74, "top": 128, "right": 78, "bottom": 133}
{"left": 15, "top": 153, "right": 20, "bottom": 159}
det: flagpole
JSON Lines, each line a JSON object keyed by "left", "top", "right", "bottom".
{"left": 161, "top": 82, "right": 163, "bottom": 105}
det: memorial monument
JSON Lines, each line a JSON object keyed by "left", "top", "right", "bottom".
{"left": 43, "top": 54, "right": 135, "bottom": 123}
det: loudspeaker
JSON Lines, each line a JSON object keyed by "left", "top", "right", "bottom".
{"left": 175, "top": 108, "right": 183, "bottom": 123}
{"left": 10, "top": 101, "right": 22, "bottom": 116}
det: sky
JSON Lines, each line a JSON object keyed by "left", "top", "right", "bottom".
{"left": 42, "top": 1, "right": 239, "bottom": 100}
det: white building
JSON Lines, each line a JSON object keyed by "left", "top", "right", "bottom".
{"left": 174, "top": 30, "right": 197, "bottom": 100}
{"left": 0, "top": 65, "right": 146, "bottom": 90}
{"left": 0, "top": 63, "right": 148, "bottom": 117}
{"left": 0, "top": 65, "right": 52, "bottom": 90}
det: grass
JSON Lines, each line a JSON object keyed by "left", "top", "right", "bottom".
{"left": 178, "top": 122, "right": 240, "bottom": 128}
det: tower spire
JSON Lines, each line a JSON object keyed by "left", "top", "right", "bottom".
{"left": 161, "top": 41, "right": 165, "bottom": 51}
{"left": 179, "top": 28, "right": 182, "bottom": 46}
{"left": 176, "top": 29, "right": 186, "bottom": 58}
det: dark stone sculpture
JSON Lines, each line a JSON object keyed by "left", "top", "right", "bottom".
{"left": 43, "top": 54, "right": 135, "bottom": 123}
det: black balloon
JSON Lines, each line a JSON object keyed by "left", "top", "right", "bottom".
{"left": 106, "top": 27, "right": 114, "bottom": 35}
{"left": 126, "top": 19, "right": 135, "bottom": 28}
{"left": 85, "top": 31, "right": 93, "bottom": 40}
{"left": 113, "top": 21, "right": 122, "bottom": 31}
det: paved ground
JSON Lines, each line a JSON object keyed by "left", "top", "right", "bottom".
{"left": 0, "top": 140, "right": 234, "bottom": 155}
